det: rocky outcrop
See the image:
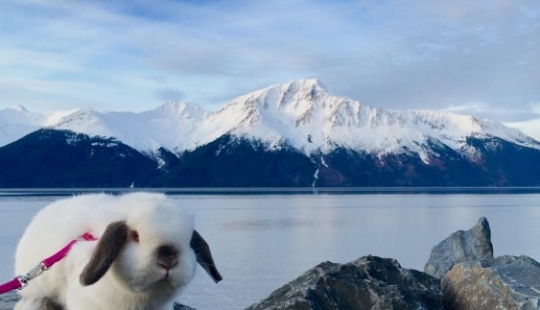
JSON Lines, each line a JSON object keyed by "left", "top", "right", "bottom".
{"left": 245, "top": 255, "right": 443, "bottom": 310}
{"left": 246, "top": 216, "right": 539, "bottom": 310}
{"left": 424, "top": 216, "right": 493, "bottom": 279}
{"left": 442, "top": 255, "right": 540, "bottom": 310}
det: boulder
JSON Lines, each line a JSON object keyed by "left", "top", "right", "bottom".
{"left": 424, "top": 216, "right": 493, "bottom": 279}
{"left": 245, "top": 255, "right": 443, "bottom": 310}
{"left": 442, "top": 255, "right": 540, "bottom": 310}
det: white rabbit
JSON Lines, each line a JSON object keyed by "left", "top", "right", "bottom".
{"left": 14, "top": 192, "right": 222, "bottom": 310}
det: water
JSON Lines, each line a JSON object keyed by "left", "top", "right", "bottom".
{"left": 1, "top": 191, "right": 540, "bottom": 309}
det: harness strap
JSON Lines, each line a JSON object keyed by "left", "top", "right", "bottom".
{"left": 42, "top": 233, "right": 97, "bottom": 268}
{"left": 0, "top": 278, "right": 21, "bottom": 295}
{"left": 0, "top": 232, "right": 97, "bottom": 295}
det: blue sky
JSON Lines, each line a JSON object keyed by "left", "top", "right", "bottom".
{"left": 1, "top": 0, "right": 539, "bottom": 135}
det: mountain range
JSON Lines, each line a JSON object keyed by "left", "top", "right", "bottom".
{"left": 1, "top": 79, "right": 540, "bottom": 187}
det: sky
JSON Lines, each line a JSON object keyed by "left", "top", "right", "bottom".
{"left": 1, "top": 0, "right": 540, "bottom": 138}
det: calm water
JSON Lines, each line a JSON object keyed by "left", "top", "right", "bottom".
{"left": 1, "top": 191, "right": 540, "bottom": 309}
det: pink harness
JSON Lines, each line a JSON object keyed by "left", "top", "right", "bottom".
{"left": 0, "top": 232, "right": 97, "bottom": 295}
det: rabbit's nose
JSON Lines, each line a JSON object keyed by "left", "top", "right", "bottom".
{"left": 156, "top": 245, "right": 179, "bottom": 270}
{"left": 157, "top": 260, "right": 178, "bottom": 270}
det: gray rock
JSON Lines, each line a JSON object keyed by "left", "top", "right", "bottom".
{"left": 442, "top": 255, "right": 540, "bottom": 310}
{"left": 424, "top": 216, "right": 493, "bottom": 279}
{"left": 173, "top": 303, "right": 197, "bottom": 310}
{"left": 245, "top": 255, "right": 443, "bottom": 310}
{"left": 0, "top": 291, "right": 18, "bottom": 310}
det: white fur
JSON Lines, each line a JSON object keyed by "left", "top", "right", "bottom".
{"left": 14, "top": 192, "right": 197, "bottom": 310}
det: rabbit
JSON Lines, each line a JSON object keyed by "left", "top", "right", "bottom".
{"left": 13, "top": 192, "right": 222, "bottom": 310}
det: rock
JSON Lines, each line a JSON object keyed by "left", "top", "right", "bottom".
{"left": 442, "top": 255, "right": 540, "bottom": 310}
{"left": 0, "top": 291, "right": 18, "bottom": 310}
{"left": 174, "top": 303, "right": 198, "bottom": 310}
{"left": 0, "top": 291, "right": 196, "bottom": 310}
{"left": 245, "top": 255, "right": 443, "bottom": 310}
{"left": 424, "top": 216, "right": 493, "bottom": 279}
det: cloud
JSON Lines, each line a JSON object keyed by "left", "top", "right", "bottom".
{"left": 318, "top": 1, "right": 540, "bottom": 114}
{"left": 154, "top": 87, "right": 186, "bottom": 101}
{"left": 505, "top": 118, "right": 540, "bottom": 141}
{"left": 0, "top": 0, "right": 539, "bottom": 130}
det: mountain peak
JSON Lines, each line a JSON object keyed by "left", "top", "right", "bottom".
{"left": 226, "top": 78, "right": 335, "bottom": 112}
{"left": 285, "top": 78, "right": 328, "bottom": 91}
{"left": 0, "top": 105, "right": 30, "bottom": 114}
{"left": 10, "top": 105, "right": 29, "bottom": 112}
{"left": 265, "top": 78, "right": 331, "bottom": 98}
{"left": 149, "top": 101, "right": 211, "bottom": 120}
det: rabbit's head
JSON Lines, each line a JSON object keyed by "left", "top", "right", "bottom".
{"left": 79, "top": 193, "right": 222, "bottom": 295}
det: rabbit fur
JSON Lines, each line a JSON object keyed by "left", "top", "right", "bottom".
{"left": 14, "top": 192, "right": 221, "bottom": 310}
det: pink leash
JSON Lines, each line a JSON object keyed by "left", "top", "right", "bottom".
{"left": 0, "top": 232, "right": 97, "bottom": 295}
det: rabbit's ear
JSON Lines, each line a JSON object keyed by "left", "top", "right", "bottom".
{"left": 80, "top": 221, "right": 129, "bottom": 286}
{"left": 190, "top": 230, "right": 222, "bottom": 283}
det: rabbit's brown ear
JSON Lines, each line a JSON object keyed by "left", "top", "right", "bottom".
{"left": 190, "top": 230, "right": 222, "bottom": 283}
{"left": 80, "top": 221, "right": 129, "bottom": 286}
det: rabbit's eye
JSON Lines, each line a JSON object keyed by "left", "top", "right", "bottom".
{"left": 130, "top": 230, "right": 139, "bottom": 243}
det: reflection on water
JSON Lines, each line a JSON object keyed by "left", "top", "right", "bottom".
{"left": 222, "top": 218, "right": 317, "bottom": 230}
{"left": 1, "top": 191, "right": 540, "bottom": 310}
{"left": 2, "top": 187, "right": 540, "bottom": 197}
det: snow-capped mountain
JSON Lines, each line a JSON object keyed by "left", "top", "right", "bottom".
{"left": 1, "top": 79, "right": 538, "bottom": 160}
{"left": 2, "top": 79, "right": 540, "bottom": 188}
{"left": 195, "top": 79, "right": 538, "bottom": 160}
{"left": 0, "top": 101, "right": 211, "bottom": 153}
{"left": 51, "top": 101, "right": 211, "bottom": 153}
{"left": 0, "top": 105, "right": 79, "bottom": 147}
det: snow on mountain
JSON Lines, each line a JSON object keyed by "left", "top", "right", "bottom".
{"left": 193, "top": 79, "right": 539, "bottom": 159}
{"left": 1, "top": 79, "right": 538, "bottom": 159}
{"left": 0, "top": 106, "right": 50, "bottom": 146}
{"left": 52, "top": 101, "right": 211, "bottom": 153}
{"left": 138, "top": 101, "right": 212, "bottom": 152}
{"left": 0, "top": 101, "right": 211, "bottom": 153}
{"left": 0, "top": 106, "right": 91, "bottom": 147}
{"left": 504, "top": 118, "right": 540, "bottom": 141}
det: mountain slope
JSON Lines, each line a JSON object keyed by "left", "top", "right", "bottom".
{"left": 1, "top": 128, "right": 540, "bottom": 187}
{"left": 0, "top": 129, "right": 157, "bottom": 187}
{"left": 155, "top": 135, "right": 315, "bottom": 187}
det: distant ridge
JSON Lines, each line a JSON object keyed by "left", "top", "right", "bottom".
{"left": 1, "top": 79, "right": 540, "bottom": 187}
